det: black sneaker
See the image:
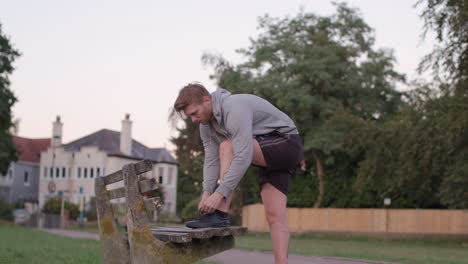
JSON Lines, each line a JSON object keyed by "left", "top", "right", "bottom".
{"left": 186, "top": 210, "right": 230, "bottom": 228}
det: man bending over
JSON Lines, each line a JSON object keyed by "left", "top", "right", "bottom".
{"left": 173, "top": 83, "right": 303, "bottom": 264}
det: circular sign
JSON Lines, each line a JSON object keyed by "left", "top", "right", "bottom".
{"left": 48, "top": 181, "right": 56, "bottom": 193}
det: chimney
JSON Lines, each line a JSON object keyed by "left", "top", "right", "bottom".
{"left": 52, "top": 115, "right": 63, "bottom": 147}
{"left": 120, "top": 113, "right": 132, "bottom": 156}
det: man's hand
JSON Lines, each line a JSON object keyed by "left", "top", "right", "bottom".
{"left": 198, "top": 191, "right": 211, "bottom": 212}
{"left": 199, "top": 192, "right": 224, "bottom": 214}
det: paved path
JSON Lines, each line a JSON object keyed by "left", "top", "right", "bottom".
{"left": 207, "top": 249, "right": 397, "bottom": 264}
{"left": 40, "top": 228, "right": 100, "bottom": 240}
{"left": 40, "top": 228, "right": 398, "bottom": 264}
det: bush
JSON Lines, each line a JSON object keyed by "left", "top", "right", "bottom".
{"left": 181, "top": 197, "right": 200, "bottom": 222}
{"left": 0, "top": 197, "right": 13, "bottom": 221}
{"left": 42, "top": 197, "right": 79, "bottom": 219}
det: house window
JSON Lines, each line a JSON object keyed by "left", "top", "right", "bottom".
{"left": 50, "top": 168, "right": 53, "bottom": 178}
{"left": 62, "top": 167, "right": 66, "bottom": 178}
{"left": 77, "top": 167, "right": 81, "bottom": 178}
{"left": 158, "top": 167, "right": 164, "bottom": 184}
{"left": 97, "top": 168, "right": 100, "bottom": 177}
{"left": 68, "top": 168, "right": 71, "bottom": 178}
{"left": 56, "top": 168, "right": 60, "bottom": 178}
{"left": 168, "top": 167, "right": 174, "bottom": 185}
{"left": 90, "top": 168, "right": 94, "bottom": 178}
{"left": 24, "top": 171, "right": 29, "bottom": 185}
{"left": 44, "top": 167, "right": 47, "bottom": 178}
{"left": 84, "top": 168, "right": 88, "bottom": 178}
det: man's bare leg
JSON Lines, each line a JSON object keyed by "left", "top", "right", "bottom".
{"left": 261, "top": 183, "right": 289, "bottom": 264}
{"left": 216, "top": 140, "right": 235, "bottom": 212}
{"left": 218, "top": 139, "right": 289, "bottom": 264}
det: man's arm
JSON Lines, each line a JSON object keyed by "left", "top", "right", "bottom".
{"left": 214, "top": 101, "right": 253, "bottom": 198}
{"left": 200, "top": 125, "right": 220, "bottom": 194}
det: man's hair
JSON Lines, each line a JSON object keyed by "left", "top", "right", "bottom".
{"left": 173, "top": 83, "right": 210, "bottom": 113}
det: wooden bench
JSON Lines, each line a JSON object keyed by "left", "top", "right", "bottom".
{"left": 95, "top": 160, "right": 247, "bottom": 264}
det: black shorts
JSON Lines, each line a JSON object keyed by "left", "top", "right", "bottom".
{"left": 255, "top": 132, "right": 303, "bottom": 196}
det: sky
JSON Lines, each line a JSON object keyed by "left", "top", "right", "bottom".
{"left": 1, "top": 0, "right": 435, "bottom": 151}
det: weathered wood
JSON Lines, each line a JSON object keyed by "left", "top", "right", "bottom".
{"left": 102, "top": 170, "right": 123, "bottom": 185}
{"left": 123, "top": 163, "right": 166, "bottom": 264}
{"left": 139, "top": 178, "right": 159, "bottom": 193}
{"left": 108, "top": 179, "right": 160, "bottom": 200}
{"left": 103, "top": 160, "right": 153, "bottom": 185}
{"left": 96, "top": 160, "right": 247, "bottom": 264}
{"left": 152, "top": 231, "right": 193, "bottom": 243}
{"left": 108, "top": 187, "right": 126, "bottom": 200}
{"left": 95, "top": 177, "right": 131, "bottom": 264}
{"left": 151, "top": 226, "right": 247, "bottom": 241}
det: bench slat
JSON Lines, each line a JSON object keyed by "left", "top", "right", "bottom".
{"left": 108, "top": 187, "right": 126, "bottom": 200}
{"left": 151, "top": 226, "right": 247, "bottom": 241}
{"left": 103, "top": 160, "right": 153, "bottom": 185}
{"left": 151, "top": 231, "right": 192, "bottom": 243}
{"left": 139, "top": 179, "right": 159, "bottom": 193}
{"left": 107, "top": 179, "right": 161, "bottom": 200}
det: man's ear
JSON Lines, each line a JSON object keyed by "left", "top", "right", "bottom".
{"left": 202, "top": 95, "right": 212, "bottom": 104}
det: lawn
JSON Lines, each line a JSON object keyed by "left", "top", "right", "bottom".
{"left": 0, "top": 224, "right": 215, "bottom": 264}
{"left": 0, "top": 224, "right": 100, "bottom": 264}
{"left": 1, "top": 222, "right": 467, "bottom": 264}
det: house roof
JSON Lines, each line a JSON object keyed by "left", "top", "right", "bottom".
{"left": 63, "top": 129, "right": 177, "bottom": 164}
{"left": 13, "top": 136, "right": 51, "bottom": 163}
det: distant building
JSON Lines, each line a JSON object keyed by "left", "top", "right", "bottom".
{"left": 38, "top": 115, "right": 178, "bottom": 214}
{"left": 0, "top": 137, "right": 50, "bottom": 204}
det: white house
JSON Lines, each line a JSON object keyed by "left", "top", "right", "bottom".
{"left": 38, "top": 115, "right": 178, "bottom": 214}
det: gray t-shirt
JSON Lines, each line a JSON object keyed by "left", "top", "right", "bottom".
{"left": 200, "top": 89, "right": 298, "bottom": 198}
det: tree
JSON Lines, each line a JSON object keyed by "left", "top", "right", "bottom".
{"left": 42, "top": 197, "right": 80, "bottom": 219}
{"left": 204, "top": 3, "right": 405, "bottom": 207}
{"left": 0, "top": 23, "right": 20, "bottom": 174}
{"left": 353, "top": 85, "right": 467, "bottom": 209}
{"left": 169, "top": 116, "right": 204, "bottom": 214}
{"left": 416, "top": 0, "right": 467, "bottom": 95}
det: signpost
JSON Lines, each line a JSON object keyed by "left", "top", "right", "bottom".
{"left": 59, "top": 190, "right": 69, "bottom": 229}
{"left": 79, "top": 187, "right": 85, "bottom": 228}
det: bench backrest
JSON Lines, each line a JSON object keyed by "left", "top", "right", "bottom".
{"left": 95, "top": 160, "right": 162, "bottom": 264}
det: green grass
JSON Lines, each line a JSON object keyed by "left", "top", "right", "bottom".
{"left": 2, "top": 222, "right": 467, "bottom": 264}
{"left": 0, "top": 225, "right": 100, "bottom": 264}
{"left": 235, "top": 232, "right": 468, "bottom": 264}
{"left": 0, "top": 224, "right": 216, "bottom": 264}
{"left": 65, "top": 221, "right": 100, "bottom": 233}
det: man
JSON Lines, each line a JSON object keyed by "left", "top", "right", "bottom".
{"left": 173, "top": 83, "right": 302, "bottom": 264}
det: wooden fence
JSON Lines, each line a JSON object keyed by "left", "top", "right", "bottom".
{"left": 242, "top": 204, "right": 468, "bottom": 234}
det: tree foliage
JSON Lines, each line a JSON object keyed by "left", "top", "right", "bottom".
{"left": 0, "top": 23, "right": 20, "bottom": 174}
{"left": 416, "top": 0, "right": 467, "bottom": 95}
{"left": 171, "top": 2, "right": 467, "bottom": 209}
{"left": 42, "top": 197, "right": 80, "bottom": 219}
{"left": 352, "top": 85, "right": 468, "bottom": 208}
{"left": 169, "top": 117, "right": 204, "bottom": 214}
{"left": 204, "top": 2, "right": 405, "bottom": 207}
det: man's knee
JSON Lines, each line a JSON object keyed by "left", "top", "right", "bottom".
{"left": 265, "top": 207, "right": 286, "bottom": 226}
{"left": 219, "top": 140, "right": 233, "bottom": 159}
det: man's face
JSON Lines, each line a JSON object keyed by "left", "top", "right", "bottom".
{"left": 183, "top": 96, "right": 213, "bottom": 125}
